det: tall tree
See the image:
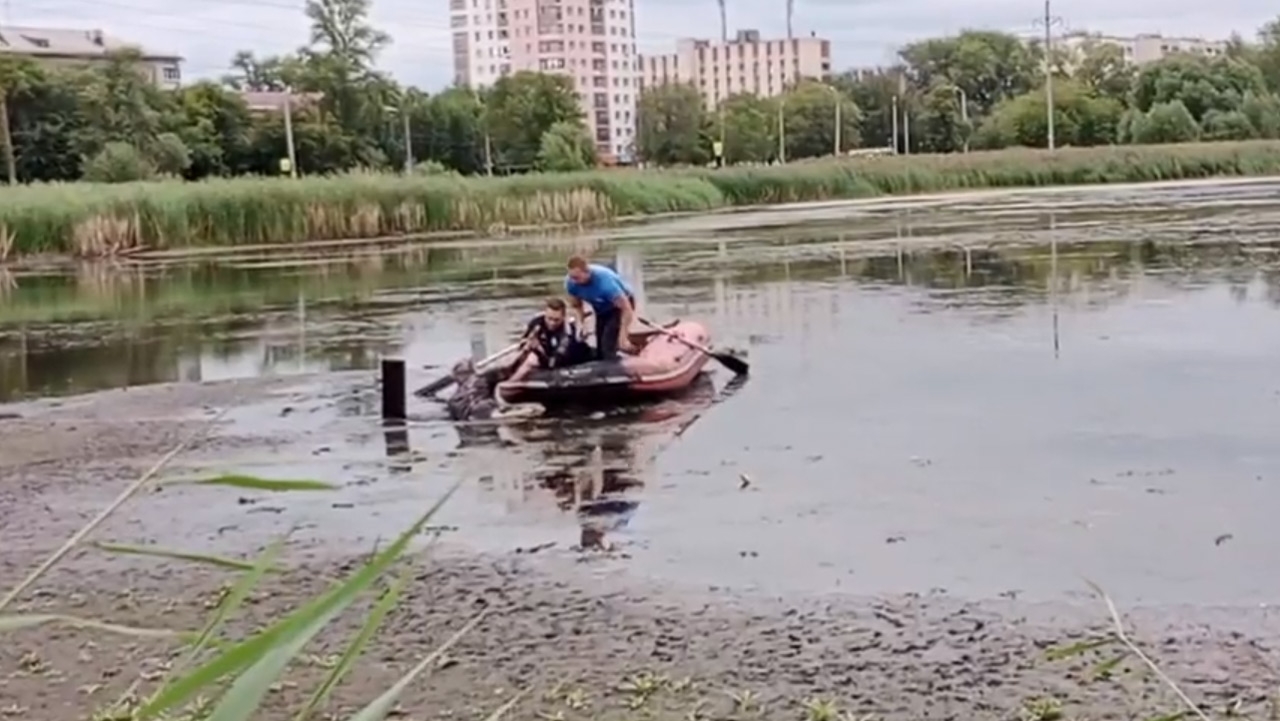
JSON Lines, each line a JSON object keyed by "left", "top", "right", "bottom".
{"left": 1131, "top": 54, "right": 1267, "bottom": 123}
{"left": 484, "top": 71, "right": 583, "bottom": 170}
{"left": 636, "top": 83, "right": 709, "bottom": 166}
{"left": 898, "top": 30, "right": 1039, "bottom": 118}
{"left": 0, "top": 57, "right": 40, "bottom": 183}
{"left": 780, "top": 80, "right": 861, "bottom": 160}
{"left": 720, "top": 93, "right": 778, "bottom": 164}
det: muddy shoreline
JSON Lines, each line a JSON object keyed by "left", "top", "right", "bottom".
{"left": 3, "top": 379, "right": 1279, "bottom": 720}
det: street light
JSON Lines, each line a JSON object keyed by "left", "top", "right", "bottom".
{"left": 890, "top": 95, "right": 899, "bottom": 154}
{"left": 952, "top": 86, "right": 969, "bottom": 152}
{"left": 825, "top": 84, "right": 842, "bottom": 156}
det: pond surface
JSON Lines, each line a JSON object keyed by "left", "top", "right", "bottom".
{"left": 5, "top": 180, "right": 1280, "bottom": 605}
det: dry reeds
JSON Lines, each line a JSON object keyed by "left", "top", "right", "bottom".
{"left": 1, "top": 141, "right": 1279, "bottom": 259}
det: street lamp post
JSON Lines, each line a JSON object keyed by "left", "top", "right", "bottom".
{"left": 952, "top": 86, "right": 969, "bottom": 152}
{"left": 826, "top": 84, "right": 841, "bottom": 156}
{"left": 891, "top": 95, "right": 899, "bottom": 154}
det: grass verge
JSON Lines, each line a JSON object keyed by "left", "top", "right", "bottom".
{"left": 2, "top": 141, "right": 1280, "bottom": 258}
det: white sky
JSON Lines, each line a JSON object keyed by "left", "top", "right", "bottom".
{"left": 7, "top": 0, "right": 1278, "bottom": 90}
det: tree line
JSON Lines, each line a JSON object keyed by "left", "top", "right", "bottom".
{"left": 0, "top": 0, "right": 1277, "bottom": 183}
{"left": 642, "top": 19, "right": 1280, "bottom": 163}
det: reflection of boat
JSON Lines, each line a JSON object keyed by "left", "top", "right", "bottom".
{"left": 496, "top": 319, "right": 712, "bottom": 406}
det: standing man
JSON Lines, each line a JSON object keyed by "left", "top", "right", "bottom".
{"left": 564, "top": 255, "right": 637, "bottom": 359}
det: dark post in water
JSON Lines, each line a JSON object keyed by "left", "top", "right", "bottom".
{"left": 381, "top": 358, "right": 406, "bottom": 422}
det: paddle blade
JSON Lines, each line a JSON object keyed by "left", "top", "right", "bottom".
{"left": 414, "top": 375, "right": 455, "bottom": 398}
{"left": 714, "top": 352, "right": 750, "bottom": 376}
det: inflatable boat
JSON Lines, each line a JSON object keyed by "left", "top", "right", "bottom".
{"left": 495, "top": 319, "right": 712, "bottom": 406}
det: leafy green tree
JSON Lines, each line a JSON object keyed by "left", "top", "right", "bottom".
{"left": 912, "top": 82, "right": 972, "bottom": 153}
{"left": 418, "top": 87, "right": 487, "bottom": 174}
{"left": 831, "top": 69, "right": 900, "bottom": 151}
{"left": 1202, "top": 109, "right": 1257, "bottom": 140}
{"left": 1126, "top": 100, "right": 1200, "bottom": 144}
{"left": 1254, "top": 17, "right": 1280, "bottom": 93}
{"left": 1131, "top": 54, "right": 1267, "bottom": 123}
{"left": 720, "top": 93, "right": 778, "bottom": 163}
{"left": 0, "top": 56, "right": 42, "bottom": 183}
{"left": 82, "top": 142, "right": 156, "bottom": 183}
{"left": 780, "top": 80, "right": 861, "bottom": 160}
{"left": 222, "top": 51, "right": 292, "bottom": 91}
{"left": 537, "top": 121, "right": 595, "bottom": 171}
{"left": 8, "top": 67, "right": 86, "bottom": 182}
{"left": 484, "top": 71, "right": 582, "bottom": 170}
{"left": 975, "top": 80, "right": 1123, "bottom": 149}
{"left": 898, "top": 30, "right": 1040, "bottom": 118}
{"left": 636, "top": 83, "right": 709, "bottom": 166}
{"left": 1073, "top": 42, "right": 1135, "bottom": 102}
{"left": 1241, "top": 91, "right": 1280, "bottom": 138}
{"left": 174, "top": 81, "right": 255, "bottom": 178}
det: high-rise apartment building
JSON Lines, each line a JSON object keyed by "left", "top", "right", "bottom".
{"left": 449, "top": 0, "right": 640, "bottom": 164}
{"left": 638, "top": 29, "right": 831, "bottom": 109}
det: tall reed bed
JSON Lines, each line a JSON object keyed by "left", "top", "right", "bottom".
{"left": 4, "top": 141, "right": 1280, "bottom": 258}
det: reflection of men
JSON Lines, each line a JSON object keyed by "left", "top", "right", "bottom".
{"left": 564, "top": 255, "right": 636, "bottom": 360}
{"left": 504, "top": 297, "right": 592, "bottom": 385}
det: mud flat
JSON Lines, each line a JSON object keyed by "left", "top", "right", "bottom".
{"left": 2, "top": 378, "right": 1279, "bottom": 721}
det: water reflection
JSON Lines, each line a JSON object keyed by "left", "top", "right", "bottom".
{"left": 5, "top": 198, "right": 1280, "bottom": 401}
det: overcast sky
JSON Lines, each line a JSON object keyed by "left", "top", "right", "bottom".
{"left": 8, "top": 0, "right": 1278, "bottom": 90}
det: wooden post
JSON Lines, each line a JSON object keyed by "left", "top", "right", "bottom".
{"left": 381, "top": 358, "right": 406, "bottom": 422}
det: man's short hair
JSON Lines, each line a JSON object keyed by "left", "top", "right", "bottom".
{"left": 545, "top": 297, "right": 566, "bottom": 312}
{"left": 567, "top": 255, "right": 589, "bottom": 270}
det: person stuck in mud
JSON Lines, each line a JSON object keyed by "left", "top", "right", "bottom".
{"left": 443, "top": 358, "right": 502, "bottom": 422}
{"left": 564, "top": 255, "right": 637, "bottom": 360}
{"left": 501, "top": 297, "right": 592, "bottom": 387}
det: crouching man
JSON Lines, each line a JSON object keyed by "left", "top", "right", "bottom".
{"left": 502, "top": 297, "right": 592, "bottom": 387}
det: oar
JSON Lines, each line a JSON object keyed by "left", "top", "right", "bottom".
{"left": 637, "top": 317, "right": 749, "bottom": 376}
{"left": 413, "top": 342, "right": 523, "bottom": 398}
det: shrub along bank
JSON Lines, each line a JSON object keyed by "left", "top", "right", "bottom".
{"left": 3, "top": 141, "right": 1280, "bottom": 259}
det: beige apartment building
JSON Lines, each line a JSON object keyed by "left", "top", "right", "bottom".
{"left": 638, "top": 29, "right": 832, "bottom": 108}
{"left": 0, "top": 25, "right": 182, "bottom": 89}
{"left": 1058, "top": 31, "right": 1229, "bottom": 66}
{"left": 450, "top": 0, "right": 640, "bottom": 164}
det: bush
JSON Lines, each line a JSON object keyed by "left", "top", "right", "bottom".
{"left": 81, "top": 143, "right": 157, "bottom": 183}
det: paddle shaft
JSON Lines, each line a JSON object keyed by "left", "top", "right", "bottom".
{"left": 415, "top": 341, "right": 523, "bottom": 397}
{"left": 637, "top": 317, "right": 749, "bottom": 375}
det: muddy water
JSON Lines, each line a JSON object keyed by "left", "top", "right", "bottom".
{"left": 4, "top": 181, "right": 1280, "bottom": 608}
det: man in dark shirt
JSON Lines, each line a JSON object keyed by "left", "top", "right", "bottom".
{"left": 504, "top": 297, "right": 592, "bottom": 385}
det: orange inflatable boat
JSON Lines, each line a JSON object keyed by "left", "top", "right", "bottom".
{"left": 495, "top": 319, "right": 712, "bottom": 406}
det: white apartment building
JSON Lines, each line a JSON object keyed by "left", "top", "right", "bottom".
{"left": 449, "top": 0, "right": 640, "bottom": 164}
{"left": 1058, "top": 31, "right": 1229, "bottom": 66}
{"left": 638, "top": 29, "right": 832, "bottom": 109}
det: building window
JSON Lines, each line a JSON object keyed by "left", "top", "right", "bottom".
{"left": 162, "top": 65, "right": 181, "bottom": 82}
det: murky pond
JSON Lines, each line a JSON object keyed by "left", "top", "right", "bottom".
{"left": 4, "top": 180, "right": 1280, "bottom": 607}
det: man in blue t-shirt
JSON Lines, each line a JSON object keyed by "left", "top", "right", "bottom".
{"left": 564, "top": 255, "right": 637, "bottom": 360}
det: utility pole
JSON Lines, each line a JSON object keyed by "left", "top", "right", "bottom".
{"left": 786, "top": 0, "right": 793, "bottom": 39}
{"left": 891, "top": 95, "right": 899, "bottom": 154}
{"left": 777, "top": 99, "right": 786, "bottom": 163}
{"left": 401, "top": 106, "right": 414, "bottom": 173}
{"left": 282, "top": 88, "right": 298, "bottom": 179}
{"left": 1035, "top": 0, "right": 1063, "bottom": 151}
{"left": 717, "top": 0, "right": 727, "bottom": 166}
{"left": 953, "top": 86, "right": 969, "bottom": 152}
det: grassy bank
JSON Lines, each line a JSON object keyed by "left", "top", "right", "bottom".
{"left": 4, "top": 141, "right": 1280, "bottom": 259}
